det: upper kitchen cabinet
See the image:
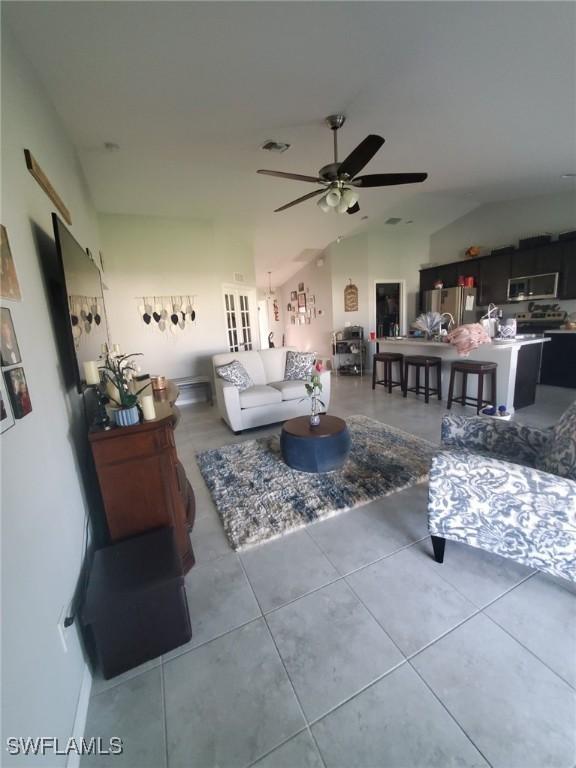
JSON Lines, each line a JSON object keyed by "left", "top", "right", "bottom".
{"left": 478, "top": 253, "right": 511, "bottom": 305}
{"left": 510, "top": 241, "right": 563, "bottom": 279}
{"left": 558, "top": 238, "right": 576, "bottom": 299}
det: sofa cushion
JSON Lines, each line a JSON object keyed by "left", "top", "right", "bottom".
{"left": 538, "top": 400, "right": 576, "bottom": 481}
{"left": 215, "top": 360, "right": 253, "bottom": 391}
{"left": 269, "top": 380, "right": 309, "bottom": 401}
{"left": 239, "top": 385, "right": 282, "bottom": 409}
{"left": 213, "top": 350, "right": 266, "bottom": 385}
{"left": 259, "top": 348, "right": 289, "bottom": 384}
{"left": 284, "top": 350, "right": 315, "bottom": 381}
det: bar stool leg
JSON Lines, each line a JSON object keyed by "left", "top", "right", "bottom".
{"left": 387, "top": 360, "right": 393, "bottom": 394}
{"left": 415, "top": 366, "right": 421, "bottom": 396}
{"left": 461, "top": 372, "right": 468, "bottom": 408}
{"left": 399, "top": 360, "right": 405, "bottom": 392}
{"left": 477, "top": 373, "right": 484, "bottom": 414}
{"left": 372, "top": 357, "right": 377, "bottom": 390}
{"left": 447, "top": 367, "right": 455, "bottom": 409}
{"left": 437, "top": 363, "right": 442, "bottom": 400}
{"left": 403, "top": 362, "right": 408, "bottom": 397}
{"left": 424, "top": 363, "right": 430, "bottom": 404}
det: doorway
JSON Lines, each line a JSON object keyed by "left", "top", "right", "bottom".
{"left": 375, "top": 282, "right": 402, "bottom": 337}
{"left": 222, "top": 287, "right": 258, "bottom": 352}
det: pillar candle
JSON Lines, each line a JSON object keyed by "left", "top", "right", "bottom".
{"left": 141, "top": 394, "right": 156, "bottom": 421}
{"left": 83, "top": 360, "right": 100, "bottom": 386}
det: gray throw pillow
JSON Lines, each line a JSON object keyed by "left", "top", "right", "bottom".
{"left": 284, "top": 351, "right": 316, "bottom": 381}
{"left": 215, "top": 360, "right": 253, "bottom": 391}
{"left": 537, "top": 400, "right": 576, "bottom": 481}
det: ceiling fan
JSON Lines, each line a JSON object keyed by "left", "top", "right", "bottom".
{"left": 257, "top": 114, "right": 428, "bottom": 215}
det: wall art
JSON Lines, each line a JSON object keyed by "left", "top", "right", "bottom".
{"left": 290, "top": 291, "right": 297, "bottom": 301}
{"left": 344, "top": 279, "right": 359, "bottom": 312}
{"left": 0, "top": 374, "right": 15, "bottom": 433}
{"left": 0, "top": 226, "right": 21, "bottom": 301}
{"left": 297, "top": 292, "right": 306, "bottom": 309}
{"left": 4, "top": 366, "right": 32, "bottom": 419}
{"left": 136, "top": 296, "right": 197, "bottom": 335}
{"left": 0, "top": 308, "right": 21, "bottom": 366}
{"left": 298, "top": 282, "right": 305, "bottom": 292}
{"left": 24, "top": 149, "right": 71, "bottom": 225}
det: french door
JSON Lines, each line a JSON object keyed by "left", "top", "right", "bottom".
{"left": 223, "top": 288, "right": 256, "bottom": 352}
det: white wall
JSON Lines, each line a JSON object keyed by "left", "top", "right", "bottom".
{"left": 99, "top": 214, "right": 256, "bottom": 380}
{"left": 329, "top": 227, "right": 430, "bottom": 334}
{"left": 280, "top": 256, "right": 334, "bottom": 358}
{"left": 1, "top": 27, "right": 100, "bottom": 763}
{"left": 429, "top": 191, "right": 576, "bottom": 264}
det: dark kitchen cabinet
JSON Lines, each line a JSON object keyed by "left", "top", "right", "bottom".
{"left": 559, "top": 240, "right": 576, "bottom": 299}
{"left": 478, "top": 254, "right": 511, "bottom": 306}
{"left": 511, "top": 242, "right": 563, "bottom": 279}
{"left": 541, "top": 334, "right": 576, "bottom": 388}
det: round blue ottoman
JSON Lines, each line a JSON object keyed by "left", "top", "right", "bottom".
{"left": 281, "top": 415, "right": 351, "bottom": 473}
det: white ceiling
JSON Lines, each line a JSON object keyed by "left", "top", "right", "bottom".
{"left": 5, "top": 1, "right": 576, "bottom": 286}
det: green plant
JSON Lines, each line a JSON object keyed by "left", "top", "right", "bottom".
{"left": 99, "top": 352, "right": 148, "bottom": 409}
{"left": 302, "top": 362, "right": 326, "bottom": 413}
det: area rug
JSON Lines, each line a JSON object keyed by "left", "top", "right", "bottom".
{"left": 196, "top": 415, "right": 437, "bottom": 550}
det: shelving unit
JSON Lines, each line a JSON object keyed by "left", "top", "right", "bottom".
{"left": 332, "top": 333, "right": 367, "bottom": 376}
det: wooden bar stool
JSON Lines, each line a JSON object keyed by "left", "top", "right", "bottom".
{"left": 372, "top": 352, "right": 404, "bottom": 393}
{"left": 403, "top": 355, "right": 442, "bottom": 403}
{"left": 447, "top": 360, "right": 497, "bottom": 413}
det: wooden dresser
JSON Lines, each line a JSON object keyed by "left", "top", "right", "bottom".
{"left": 89, "top": 382, "right": 195, "bottom": 573}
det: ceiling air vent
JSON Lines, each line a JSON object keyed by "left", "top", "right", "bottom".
{"left": 261, "top": 140, "right": 291, "bottom": 153}
{"left": 385, "top": 217, "right": 402, "bottom": 225}
{"left": 233, "top": 272, "right": 245, "bottom": 283}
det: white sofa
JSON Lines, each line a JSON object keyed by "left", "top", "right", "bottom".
{"left": 212, "top": 347, "right": 331, "bottom": 433}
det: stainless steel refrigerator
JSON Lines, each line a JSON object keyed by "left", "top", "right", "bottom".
{"left": 423, "top": 287, "right": 477, "bottom": 326}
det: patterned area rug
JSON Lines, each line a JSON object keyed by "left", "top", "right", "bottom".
{"left": 196, "top": 415, "right": 437, "bottom": 550}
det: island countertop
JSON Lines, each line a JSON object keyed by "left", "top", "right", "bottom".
{"left": 376, "top": 336, "right": 550, "bottom": 349}
{"left": 375, "top": 336, "right": 549, "bottom": 413}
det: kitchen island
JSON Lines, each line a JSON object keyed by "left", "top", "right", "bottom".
{"left": 376, "top": 336, "right": 549, "bottom": 413}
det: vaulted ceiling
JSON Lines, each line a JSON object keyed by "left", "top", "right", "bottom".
{"left": 4, "top": 1, "right": 575, "bottom": 285}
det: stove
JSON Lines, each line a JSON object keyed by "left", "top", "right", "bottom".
{"left": 515, "top": 303, "right": 567, "bottom": 333}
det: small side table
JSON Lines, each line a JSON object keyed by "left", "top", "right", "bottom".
{"left": 281, "top": 415, "right": 351, "bottom": 473}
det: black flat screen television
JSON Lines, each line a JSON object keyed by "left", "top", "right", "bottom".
{"left": 51, "top": 213, "right": 109, "bottom": 393}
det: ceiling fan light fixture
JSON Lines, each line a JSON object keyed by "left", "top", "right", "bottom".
{"left": 317, "top": 196, "right": 331, "bottom": 213}
{"left": 325, "top": 188, "right": 341, "bottom": 207}
{"left": 341, "top": 187, "right": 359, "bottom": 208}
{"left": 337, "top": 199, "right": 349, "bottom": 214}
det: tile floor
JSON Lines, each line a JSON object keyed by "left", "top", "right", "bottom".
{"left": 83, "top": 379, "right": 576, "bottom": 768}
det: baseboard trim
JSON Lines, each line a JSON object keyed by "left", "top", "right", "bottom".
{"left": 66, "top": 663, "right": 93, "bottom": 768}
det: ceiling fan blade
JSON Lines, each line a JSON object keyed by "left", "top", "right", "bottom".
{"left": 257, "top": 170, "right": 324, "bottom": 184}
{"left": 274, "top": 188, "right": 325, "bottom": 212}
{"left": 338, "top": 135, "right": 385, "bottom": 179}
{"left": 352, "top": 172, "right": 428, "bottom": 187}
{"left": 346, "top": 202, "right": 360, "bottom": 215}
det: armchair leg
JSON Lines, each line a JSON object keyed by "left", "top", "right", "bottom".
{"left": 431, "top": 535, "right": 446, "bottom": 563}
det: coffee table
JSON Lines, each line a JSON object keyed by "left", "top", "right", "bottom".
{"left": 280, "top": 415, "right": 351, "bottom": 473}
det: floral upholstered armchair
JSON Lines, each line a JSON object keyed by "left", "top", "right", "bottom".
{"left": 428, "top": 401, "right": 576, "bottom": 583}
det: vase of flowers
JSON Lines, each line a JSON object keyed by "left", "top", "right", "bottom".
{"left": 304, "top": 362, "right": 326, "bottom": 427}
{"left": 99, "top": 350, "right": 148, "bottom": 427}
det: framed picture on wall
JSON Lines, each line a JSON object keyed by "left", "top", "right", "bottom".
{"left": 287, "top": 304, "right": 292, "bottom": 312}
{"left": 0, "top": 308, "right": 22, "bottom": 367}
{"left": 297, "top": 292, "right": 306, "bottom": 309}
{"left": 0, "top": 225, "right": 22, "bottom": 301}
{"left": 298, "top": 282, "right": 304, "bottom": 292}
{"left": 308, "top": 295, "right": 315, "bottom": 305}
{"left": 0, "top": 374, "right": 15, "bottom": 433}
{"left": 4, "top": 366, "right": 32, "bottom": 419}
{"left": 290, "top": 291, "right": 297, "bottom": 301}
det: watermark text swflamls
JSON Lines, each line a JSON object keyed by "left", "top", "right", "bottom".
{"left": 6, "top": 737, "right": 123, "bottom": 757}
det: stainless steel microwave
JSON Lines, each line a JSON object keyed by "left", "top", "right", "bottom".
{"left": 507, "top": 272, "right": 559, "bottom": 302}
